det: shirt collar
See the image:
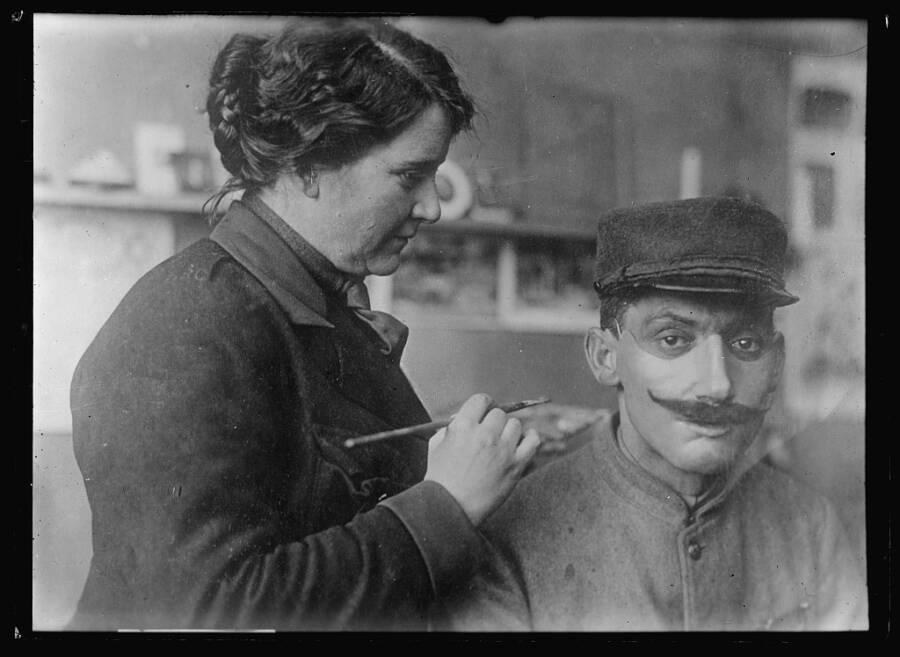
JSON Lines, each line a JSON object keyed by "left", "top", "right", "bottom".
{"left": 592, "top": 413, "right": 744, "bottom": 524}
{"left": 209, "top": 197, "right": 334, "bottom": 327}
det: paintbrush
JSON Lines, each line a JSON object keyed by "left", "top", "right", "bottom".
{"left": 343, "top": 397, "right": 551, "bottom": 448}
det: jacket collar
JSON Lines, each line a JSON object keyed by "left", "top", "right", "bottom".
{"left": 240, "top": 194, "right": 354, "bottom": 297}
{"left": 210, "top": 199, "right": 333, "bottom": 328}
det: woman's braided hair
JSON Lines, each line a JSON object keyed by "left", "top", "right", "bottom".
{"left": 204, "top": 18, "right": 476, "bottom": 221}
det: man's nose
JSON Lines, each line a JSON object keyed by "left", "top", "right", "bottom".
{"left": 693, "top": 335, "right": 734, "bottom": 403}
{"left": 411, "top": 178, "right": 442, "bottom": 224}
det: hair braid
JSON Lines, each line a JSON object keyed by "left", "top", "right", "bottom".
{"left": 204, "top": 33, "right": 266, "bottom": 217}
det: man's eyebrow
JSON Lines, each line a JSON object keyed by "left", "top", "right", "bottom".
{"left": 643, "top": 310, "right": 701, "bottom": 327}
{"left": 644, "top": 308, "right": 771, "bottom": 333}
{"left": 720, "top": 314, "right": 772, "bottom": 334}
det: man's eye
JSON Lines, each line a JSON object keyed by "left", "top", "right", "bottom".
{"left": 731, "top": 336, "right": 763, "bottom": 355}
{"left": 657, "top": 334, "right": 692, "bottom": 351}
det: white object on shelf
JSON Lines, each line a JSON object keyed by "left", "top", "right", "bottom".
{"left": 679, "top": 146, "right": 702, "bottom": 199}
{"left": 67, "top": 149, "right": 133, "bottom": 188}
{"left": 209, "top": 141, "right": 231, "bottom": 187}
{"left": 496, "top": 240, "right": 517, "bottom": 318}
{"left": 134, "top": 122, "right": 186, "bottom": 196}
{"left": 469, "top": 206, "right": 513, "bottom": 224}
{"left": 436, "top": 159, "right": 474, "bottom": 221}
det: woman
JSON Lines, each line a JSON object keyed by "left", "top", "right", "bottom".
{"left": 69, "top": 18, "right": 539, "bottom": 631}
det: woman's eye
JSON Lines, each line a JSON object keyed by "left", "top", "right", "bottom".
{"left": 399, "top": 171, "right": 426, "bottom": 188}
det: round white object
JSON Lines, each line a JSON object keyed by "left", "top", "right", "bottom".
{"left": 436, "top": 160, "right": 474, "bottom": 221}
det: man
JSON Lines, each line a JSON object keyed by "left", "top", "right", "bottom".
{"left": 439, "top": 196, "right": 867, "bottom": 631}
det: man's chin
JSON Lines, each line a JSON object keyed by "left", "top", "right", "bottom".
{"left": 673, "top": 434, "right": 747, "bottom": 475}
{"left": 683, "top": 457, "right": 732, "bottom": 477}
{"left": 683, "top": 443, "right": 740, "bottom": 476}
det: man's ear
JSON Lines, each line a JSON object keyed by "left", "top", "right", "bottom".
{"left": 585, "top": 326, "right": 620, "bottom": 386}
{"left": 769, "top": 332, "right": 785, "bottom": 391}
{"left": 757, "top": 332, "right": 785, "bottom": 411}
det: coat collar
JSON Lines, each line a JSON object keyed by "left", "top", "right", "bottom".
{"left": 210, "top": 199, "right": 333, "bottom": 328}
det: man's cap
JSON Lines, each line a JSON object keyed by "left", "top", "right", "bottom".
{"left": 592, "top": 196, "right": 799, "bottom": 306}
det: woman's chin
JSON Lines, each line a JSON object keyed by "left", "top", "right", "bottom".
{"left": 364, "top": 255, "right": 404, "bottom": 277}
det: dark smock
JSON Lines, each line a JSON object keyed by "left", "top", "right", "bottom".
{"left": 69, "top": 197, "right": 482, "bottom": 630}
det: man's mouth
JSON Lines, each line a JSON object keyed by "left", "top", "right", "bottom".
{"left": 676, "top": 419, "right": 732, "bottom": 438}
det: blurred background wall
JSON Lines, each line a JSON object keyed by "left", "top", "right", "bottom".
{"left": 32, "top": 14, "right": 867, "bottom": 630}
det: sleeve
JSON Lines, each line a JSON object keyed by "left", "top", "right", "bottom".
{"left": 810, "top": 497, "right": 869, "bottom": 630}
{"left": 380, "top": 481, "right": 485, "bottom": 602}
{"left": 430, "top": 531, "right": 533, "bottom": 631}
{"left": 70, "top": 293, "right": 482, "bottom": 631}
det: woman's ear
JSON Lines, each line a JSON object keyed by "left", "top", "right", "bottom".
{"left": 585, "top": 326, "right": 620, "bottom": 386}
{"left": 300, "top": 169, "right": 319, "bottom": 199}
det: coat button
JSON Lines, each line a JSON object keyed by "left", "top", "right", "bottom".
{"left": 687, "top": 541, "right": 703, "bottom": 560}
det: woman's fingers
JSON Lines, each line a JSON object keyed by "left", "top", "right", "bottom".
{"left": 453, "top": 394, "right": 494, "bottom": 426}
{"left": 498, "top": 416, "right": 523, "bottom": 446}
{"left": 515, "top": 428, "right": 541, "bottom": 464}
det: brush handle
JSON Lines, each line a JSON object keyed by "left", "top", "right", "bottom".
{"left": 343, "top": 397, "right": 551, "bottom": 449}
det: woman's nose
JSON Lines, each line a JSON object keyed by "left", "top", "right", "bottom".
{"left": 411, "top": 178, "right": 442, "bottom": 224}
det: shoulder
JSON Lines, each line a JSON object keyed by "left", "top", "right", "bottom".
{"left": 75, "top": 239, "right": 298, "bottom": 380}
{"left": 733, "top": 460, "right": 837, "bottom": 532}
{"left": 733, "top": 459, "right": 864, "bottom": 599}
{"left": 740, "top": 460, "right": 824, "bottom": 505}
{"left": 481, "top": 443, "right": 595, "bottom": 546}
{"left": 126, "top": 238, "right": 256, "bottom": 310}
{"left": 111, "top": 238, "right": 286, "bottom": 330}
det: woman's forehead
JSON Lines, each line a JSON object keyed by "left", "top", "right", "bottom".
{"left": 371, "top": 104, "right": 452, "bottom": 162}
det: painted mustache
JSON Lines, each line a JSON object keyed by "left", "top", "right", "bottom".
{"left": 647, "top": 390, "right": 764, "bottom": 426}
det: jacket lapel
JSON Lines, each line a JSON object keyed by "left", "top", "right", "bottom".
{"left": 326, "top": 300, "right": 430, "bottom": 431}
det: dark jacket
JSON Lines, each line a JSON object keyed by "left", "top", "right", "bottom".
{"left": 69, "top": 200, "right": 482, "bottom": 631}
{"left": 441, "top": 415, "right": 868, "bottom": 631}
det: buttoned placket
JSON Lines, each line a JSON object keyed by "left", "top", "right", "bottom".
{"left": 612, "top": 419, "right": 710, "bottom": 629}
{"left": 678, "top": 509, "right": 703, "bottom": 630}
{"left": 678, "top": 494, "right": 728, "bottom": 631}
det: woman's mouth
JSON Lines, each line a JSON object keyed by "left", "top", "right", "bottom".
{"left": 393, "top": 230, "right": 417, "bottom": 246}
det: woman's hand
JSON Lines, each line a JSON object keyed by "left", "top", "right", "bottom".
{"left": 424, "top": 394, "right": 541, "bottom": 526}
